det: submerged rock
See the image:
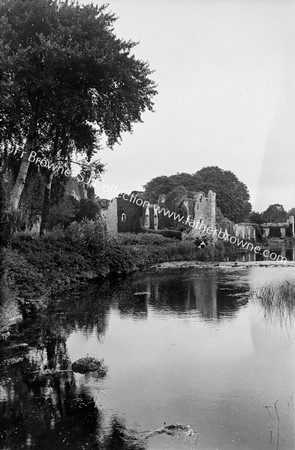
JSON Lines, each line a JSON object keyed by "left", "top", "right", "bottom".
{"left": 71, "top": 357, "right": 107, "bottom": 375}
{"left": 140, "top": 423, "right": 200, "bottom": 448}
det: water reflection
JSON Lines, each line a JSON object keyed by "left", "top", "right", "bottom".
{"left": 101, "top": 416, "right": 147, "bottom": 450}
{"left": 1, "top": 268, "right": 295, "bottom": 450}
{"left": 233, "top": 244, "right": 295, "bottom": 262}
{"left": 0, "top": 287, "right": 149, "bottom": 450}
{"left": 115, "top": 270, "right": 248, "bottom": 321}
{"left": 0, "top": 331, "right": 101, "bottom": 449}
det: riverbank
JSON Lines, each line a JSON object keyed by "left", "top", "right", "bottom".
{"left": 0, "top": 222, "right": 288, "bottom": 338}
{"left": 153, "top": 260, "right": 295, "bottom": 270}
{"left": 0, "top": 230, "right": 198, "bottom": 336}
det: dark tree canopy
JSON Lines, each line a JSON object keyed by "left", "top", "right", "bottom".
{"left": 144, "top": 166, "right": 251, "bottom": 223}
{"left": 143, "top": 175, "right": 176, "bottom": 203}
{"left": 0, "top": 0, "right": 157, "bottom": 148}
{"left": 249, "top": 211, "right": 264, "bottom": 225}
{"left": 193, "top": 167, "right": 251, "bottom": 223}
{"left": 144, "top": 173, "right": 197, "bottom": 203}
{"left": 262, "top": 204, "right": 287, "bottom": 223}
{"left": 0, "top": 0, "right": 157, "bottom": 211}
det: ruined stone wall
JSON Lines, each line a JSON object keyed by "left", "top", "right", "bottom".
{"left": 101, "top": 198, "right": 118, "bottom": 236}
{"left": 117, "top": 197, "right": 143, "bottom": 233}
{"left": 100, "top": 189, "right": 217, "bottom": 237}
{"left": 235, "top": 224, "right": 256, "bottom": 241}
{"left": 190, "top": 190, "right": 216, "bottom": 237}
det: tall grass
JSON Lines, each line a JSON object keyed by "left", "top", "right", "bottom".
{"left": 250, "top": 279, "right": 295, "bottom": 327}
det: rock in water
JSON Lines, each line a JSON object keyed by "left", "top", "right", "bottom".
{"left": 71, "top": 357, "right": 107, "bottom": 375}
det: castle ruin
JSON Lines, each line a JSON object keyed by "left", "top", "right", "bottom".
{"left": 98, "top": 188, "right": 217, "bottom": 237}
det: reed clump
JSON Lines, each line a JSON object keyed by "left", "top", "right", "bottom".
{"left": 250, "top": 280, "right": 295, "bottom": 325}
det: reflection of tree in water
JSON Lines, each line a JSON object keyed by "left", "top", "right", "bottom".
{"left": 117, "top": 287, "right": 149, "bottom": 320}
{"left": 0, "top": 288, "right": 147, "bottom": 449}
{"left": 101, "top": 416, "right": 146, "bottom": 450}
{"left": 50, "top": 285, "right": 113, "bottom": 340}
{"left": 78, "top": 271, "right": 248, "bottom": 322}
{"left": 1, "top": 352, "right": 101, "bottom": 448}
{"left": 0, "top": 287, "right": 105, "bottom": 448}
{"left": 1, "top": 365, "right": 144, "bottom": 449}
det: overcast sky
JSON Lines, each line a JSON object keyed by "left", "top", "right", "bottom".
{"left": 86, "top": 0, "right": 295, "bottom": 213}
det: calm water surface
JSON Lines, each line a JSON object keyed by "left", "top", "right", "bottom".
{"left": 1, "top": 266, "right": 295, "bottom": 449}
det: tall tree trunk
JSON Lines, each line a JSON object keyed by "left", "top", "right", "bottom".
{"left": 39, "top": 126, "right": 60, "bottom": 236}
{"left": 0, "top": 172, "right": 7, "bottom": 282}
{"left": 9, "top": 120, "right": 37, "bottom": 211}
{"left": 39, "top": 171, "right": 54, "bottom": 236}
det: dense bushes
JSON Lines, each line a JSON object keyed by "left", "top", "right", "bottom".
{"left": 47, "top": 197, "right": 102, "bottom": 230}
{"left": 118, "top": 232, "right": 168, "bottom": 246}
{"left": 103, "top": 241, "right": 135, "bottom": 274}
{"left": 43, "top": 217, "right": 107, "bottom": 252}
{"left": 4, "top": 247, "right": 45, "bottom": 299}
{"left": 64, "top": 217, "right": 107, "bottom": 251}
{"left": 145, "top": 229, "right": 182, "bottom": 239}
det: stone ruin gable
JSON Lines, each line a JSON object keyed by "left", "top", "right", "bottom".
{"left": 187, "top": 190, "right": 216, "bottom": 239}
{"left": 99, "top": 198, "right": 118, "bottom": 236}
{"left": 115, "top": 190, "right": 160, "bottom": 232}
{"left": 234, "top": 223, "right": 256, "bottom": 241}
{"left": 155, "top": 194, "right": 166, "bottom": 230}
{"left": 261, "top": 216, "right": 295, "bottom": 238}
{"left": 156, "top": 187, "right": 191, "bottom": 230}
{"left": 154, "top": 188, "right": 216, "bottom": 237}
{"left": 98, "top": 192, "right": 161, "bottom": 234}
{"left": 288, "top": 216, "right": 295, "bottom": 237}
{"left": 143, "top": 203, "right": 159, "bottom": 230}
{"left": 117, "top": 194, "right": 145, "bottom": 233}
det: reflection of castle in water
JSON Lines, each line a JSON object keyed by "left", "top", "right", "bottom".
{"left": 122, "top": 272, "right": 247, "bottom": 320}
{"left": 234, "top": 245, "right": 295, "bottom": 262}
{"left": 189, "top": 275, "right": 217, "bottom": 318}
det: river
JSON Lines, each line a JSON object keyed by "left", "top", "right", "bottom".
{"left": 1, "top": 265, "right": 295, "bottom": 449}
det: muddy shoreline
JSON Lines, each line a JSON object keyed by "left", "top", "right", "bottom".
{"left": 153, "top": 260, "right": 295, "bottom": 270}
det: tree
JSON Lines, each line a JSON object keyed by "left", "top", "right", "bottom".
{"left": 262, "top": 204, "right": 287, "bottom": 223}
{"left": 0, "top": 0, "right": 157, "bottom": 211}
{"left": 47, "top": 195, "right": 79, "bottom": 229}
{"left": 143, "top": 176, "right": 176, "bottom": 203}
{"left": 288, "top": 208, "right": 295, "bottom": 217}
{"left": 143, "top": 173, "right": 196, "bottom": 203}
{"left": 144, "top": 166, "right": 251, "bottom": 222}
{"left": 192, "top": 167, "right": 251, "bottom": 223}
{"left": 249, "top": 211, "right": 263, "bottom": 225}
{"left": 75, "top": 199, "right": 100, "bottom": 222}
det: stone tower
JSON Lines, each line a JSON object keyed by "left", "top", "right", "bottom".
{"left": 190, "top": 190, "right": 216, "bottom": 238}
